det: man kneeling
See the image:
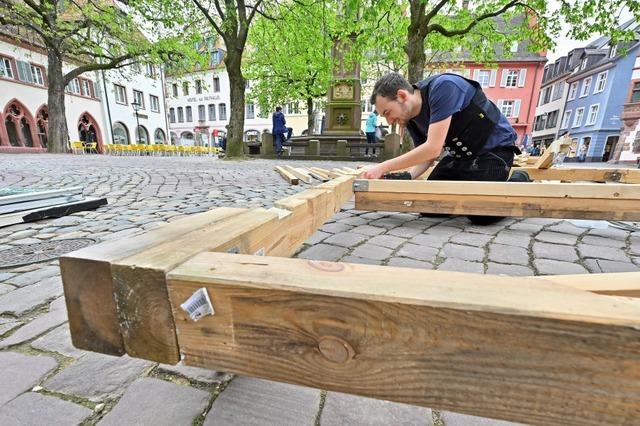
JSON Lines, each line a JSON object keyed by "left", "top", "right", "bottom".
{"left": 364, "top": 72, "right": 528, "bottom": 225}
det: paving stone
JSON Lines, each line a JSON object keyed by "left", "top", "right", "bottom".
{"left": 586, "top": 226, "right": 631, "bottom": 240}
{"left": 442, "top": 243, "right": 484, "bottom": 262}
{"left": 487, "top": 243, "right": 529, "bottom": 265}
{"left": 303, "top": 230, "right": 330, "bottom": 245}
{"left": 0, "top": 276, "right": 63, "bottom": 316}
{"left": 493, "top": 230, "right": 532, "bottom": 248}
{"left": 535, "top": 231, "right": 578, "bottom": 245}
{"left": 320, "top": 223, "right": 354, "bottom": 234}
{"left": 0, "top": 284, "right": 13, "bottom": 296}
{"left": 336, "top": 216, "right": 369, "bottom": 226}
{"left": 404, "top": 218, "right": 443, "bottom": 228}
{"left": 449, "top": 232, "right": 493, "bottom": 247}
{"left": 545, "top": 222, "right": 585, "bottom": 236}
{"left": 324, "top": 232, "right": 369, "bottom": 248}
{"left": 7, "top": 229, "right": 37, "bottom": 240}
{"left": 440, "top": 411, "right": 524, "bottom": 426}
{"left": 351, "top": 244, "right": 393, "bottom": 261}
{"left": 508, "top": 222, "right": 545, "bottom": 233}
{"left": 99, "top": 378, "right": 209, "bottom": 426}
{"left": 321, "top": 391, "right": 432, "bottom": 426}
{"left": 437, "top": 258, "right": 484, "bottom": 274}
{"left": 359, "top": 212, "right": 387, "bottom": 220}
{"left": 0, "top": 297, "right": 67, "bottom": 348}
{"left": 387, "top": 226, "right": 422, "bottom": 238}
{"left": 408, "top": 233, "right": 449, "bottom": 248}
{"left": 425, "top": 225, "right": 462, "bottom": 237}
{"left": 5, "top": 266, "right": 60, "bottom": 287}
{"left": 0, "top": 352, "right": 58, "bottom": 406}
{"left": 50, "top": 216, "right": 84, "bottom": 226}
{"left": 204, "top": 376, "right": 320, "bottom": 426}
{"left": 340, "top": 256, "right": 383, "bottom": 265}
{"left": 580, "top": 235, "right": 626, "bottom": 248}
{"left": 158, "top": 363, "right": 232, "bottom": 384}
{"left": 44, "top": 353, "right": 152, "bottom": 402}
{"left": 395, "top": 244, "right": 439, "bottom": 263}
{"left": 463, "top": 222, "right": 507, "bottom": 235}
{"left": 0, "top": 272, "right": 16, "bottom": 282}
{"left": 0, "top": 318, "right": 22, "bottom": 336}
{"left": 577, "top": 244, "right": 630, "bottom": 262}
{"left": 584, "top": 259, "right": 640, "bottom": 273}
{"left": 296, "top": 244, "right": 348, "bottom": 262}
{"left": 31, "top": 324, "right": 86, "bottom": 358}
{"left": 12, "top": 237, "right": 42, "bottom": 245}
{"left": 485, "top": 263, "right": 534, "bottom": 276}
{"left": 367, "top": 234, "right": 406, "bottom": 249}
{"left": 350, "top": 225, "right": 386, "bottom": 236}
{"left": 0, "top": 392, "right": 92, "bottom": 425}
{"left": 530, "top": 242, "right": 578, "bottom": 262}
{"left": 387, "top": 257, "right": 434, "bottom": 270}
{"left": 533, "top": 259, "right": 588, "bottom": 275}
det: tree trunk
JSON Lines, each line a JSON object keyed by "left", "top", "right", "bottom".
{"left": 406, "top": 30, "right": 426, "bottom": 84}
{"left": 306, "top": 97, "right": 314, "bottom": 135}
{"left": 225, "top": 50, "right": 245, "bottom": 158}
{"left": 46, "top": 50, "right": 69, "bottom": 153}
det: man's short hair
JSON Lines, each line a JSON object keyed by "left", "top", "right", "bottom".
{"left": 370, "top": 72, "right": 413, "bottom": 105}
{"left": 275, "top": 106, "right": 282, "bottom": 112}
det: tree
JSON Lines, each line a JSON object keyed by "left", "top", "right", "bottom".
{"left": 245, "top": 0, "right": 335, "bottom": 134}
{"left": 0, "top": 0, "right": 197, "bottom": 153}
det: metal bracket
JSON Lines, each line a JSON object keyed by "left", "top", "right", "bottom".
{"left": 352, "top": 180, "right": 369, "bottom": 192}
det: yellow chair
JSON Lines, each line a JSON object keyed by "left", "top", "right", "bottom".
{"left": 114, "top": 144, "right": 123, "bottom": 156}
{"left": 177, "top": 146, "right": 187, "bottom": 156}
{"left": 71, "top": 141, "right": 84, "bottom": 154}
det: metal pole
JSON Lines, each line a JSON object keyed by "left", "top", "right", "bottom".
{"left": 135, "top": 110, "right": 141, "bottom": 144}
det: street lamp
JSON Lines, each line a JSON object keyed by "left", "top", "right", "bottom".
{"left": 132, "top": 101, "right": 142, "bottom": 144}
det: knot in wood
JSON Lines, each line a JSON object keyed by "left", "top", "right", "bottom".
{"left": 318, "top": 336, "right": 355, "bottom": 363}
{"left": 308, "top": 260, "right": 344, "bottom": 272}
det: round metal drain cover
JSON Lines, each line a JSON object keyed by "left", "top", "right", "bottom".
{"left": 0, "top": 238, "right": 95, "bottom": 269}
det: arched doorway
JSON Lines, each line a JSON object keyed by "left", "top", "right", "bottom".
{"left": 3, "top": 100, "right": 39, "bottom": 148}
{"left": 36, "top": 105, "right": 48, "bottom": 149}
{"left": 135, "top": 125, "right": 149, "bottom": 144}
{"left": 154, "top": 128, "right": 166, "bottom": 144}
{"left": 244, "top": 129, "right": 260, "bottom": 143}
{"left": 77, "top": 112, "right": 103, "bottom": 153}
{"left": 112, "top": 122, "right": 130, "bottom": 145}
{"left": 180, "top": 131, "right": 194, "bottom": 146}
{"left": 170, "top": 131, "right": 178, "bottom": 145}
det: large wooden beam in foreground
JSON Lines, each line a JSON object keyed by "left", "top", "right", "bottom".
{"left": 167, "top": 252, "right": 640, "bottom": 426}
{"left": 536, "top": 271, "right": 640, "bottom": 298}
{"left": 354, "top": 179, "right": 640, "bottom": 220}
{"left": 512, "top": 167, "right": 640, "bottom": 183}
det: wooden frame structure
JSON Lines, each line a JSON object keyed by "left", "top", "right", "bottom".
{"left": 60, "top": 168, "right": 640, "bottom": 425}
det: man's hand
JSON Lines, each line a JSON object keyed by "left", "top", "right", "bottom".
{"left": 363, "top": 163, "right": 389, "bottom": 179}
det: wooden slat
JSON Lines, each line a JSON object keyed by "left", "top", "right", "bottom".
{"left": 512, "top": 167, "right": 640, "bottom": 183}
{"left": 354, "top": 179, "right": 640, "bottom": 199}
{"left": 536, "top": 272, "right": 640, "bottom": 298}
{"left": 275, "top": 166, "right": 299, "bottom": 185}
{"left": 302, "top": 168, "right": 328, "bottom": 182}
{"left": 167, "top": 253, "right": 640, "bottom": 426}
{"left": 308, "top": 167, "right": 331, "bottom": 181}
{"left": 59, "top": 207, "right": 244, "bottom": 356}
{"left": 283, "top": 165, "right": 312, "bottom": 184}
{"left": 355, "top": 191, "right": 640, "bottom": 220}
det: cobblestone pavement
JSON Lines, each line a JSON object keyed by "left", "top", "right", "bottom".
{"left": 0, "top": 154, "right": 638, "bottom": 425}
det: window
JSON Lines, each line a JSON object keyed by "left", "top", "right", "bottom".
{"left": 573, "top": 107, "right": 585, "bottom": 127}
{"left": 568, "top": 82, "right": 578, "bottom": 100}
{"left": 208, "top": 103, "right": 216, "bottom": 121}
{"left": 210, "top": 50, "right": 220, "bottom": 66}
{"left": 16, "top": 60, "right": 35, "bottom": 83}
{"left": 535, "top": 115, "right": 546, "bottom": 131}
{"left": 0, "top": 57, "right": 13, "bottom": 78}
{"left": 580, "top": 57, "right": 587, "bottom": 70}
{"left": 285, "top": 102, "right": 300, "bottom": 114}
{"left": 610, "top": 44, "right": 618, "bottom": 58}
{"left": 112, "top": 122, "right": 129, "bottom": 144}
{"left": 499, "top": 100, "right": 514, "bottom": 117}
{"left": 172, "top": 83, "right": 178, "bottom": 97}
{"left": 133, "top": 90, "right": 145, "bottom": 109}
{"left": 561, "top": 110, "right": 572, "bottom": 129}
{"left": 219, "top": 103, "right": 227, "bottom": 120}
{"left": 150, "top": 95, "right": 160, "bottom": 112}
{"left": 198, "top": 104, "right": 205, "bottom": 121}
{"left": 196, "top": 79, "right": 203, "bottom": 94}
{"left": 476, "top": 70, "right": 491, "bottom": 87}
{"left": 586, "top": 104, "right": 599, "bottom": 125}
{"left": 246, "top": 103, "right": 255, "bottom": 119}
{"left": 177, "top": 107, "right": 184, "bottom": 122}
{"left": 542, "top": 87, "right": 551, "bottom": 104}
{"left": 552, "top": 81, "right": 564, "bottom": 101}
{"left": 182, "top": 81, "right": 189, "bottom": 96}
{"left": 169, "top": 108, "right": 176, "bottom": 123}
{"left": 30, "top": 65, "right": 44, "bottom": 86}
{"left": 212, "top": 77, "right": 220, "bottom": 92}
{"left": 145, "top": 63, "right": 156, "bottom": 78}
{"left": 81, "top": 80, "right": 92, "bottom": 97}
{"left": 186, "top": 106, "right": 192, "bottom": 122}
{"left": 114, "top": 84, "right": 127, "bottom": 104}
{"left": 510, "top": 41, "right": 519, "bottom": 53}
{"left": 631, "top": 82, "right": 640, "bottom": 103}
{"left": 503, "top": 69, "right": 519, "bottom": 87}
{"left": 580, "top": 77, "right": 592, "bottom": 97}
{"left": 547, "top": 110, "right": 559, "bottom": 128}
{"left": 594, "top": 71, "right": 607, "bottom": 93}
{"left": 154, "top": 128, "right": 166, "bottom": 144}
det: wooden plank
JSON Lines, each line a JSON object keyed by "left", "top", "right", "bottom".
{"left": 355, "top": 191, "right": 640, "bottom": 220}
{"left": 534, "top": 137, "right": 572, "bottom": 169}
{"left": 167, "top": 253, "right": 640, "bottom": 426}
{"left": 274, "top": 189, "right": 336, "bottom": 238}
{"left": 304, "top": 168, "right": 329, "bottom": 182}
{"left": 308, "top": 167, "right": 331, "bottom": 180}
{"left": 110, "top": 208, "right": 282, "bottom": 364}
{"left": 536, "top": 272, "right": 640, "bottom": 298}
{"left": 354, "top": 179, "right": 640, "bottom": 199}
{"left": 59, "top": 207, "right": 244, "bottom": 356}
{"left": 512, "top": 167, "right": 640, "bottom": 183}
{"left": 274, "top": 166, "right": 299, "bottom": 185}
{"left": 282, "top": 165, "right": 312, "bottom": 184}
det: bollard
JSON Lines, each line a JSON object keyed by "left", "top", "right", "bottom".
{"left": 336, "top": 140, "right": 348, "bottom": 157}
{"left": 307, "top": 139, "right": 320, "bottom": 156}
{"left": 261, "top": 133, "right": 274, "bottom": 156}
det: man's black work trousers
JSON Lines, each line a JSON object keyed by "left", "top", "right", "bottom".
{"left": 427, "top": 148, "right": 515, "bottom": 225}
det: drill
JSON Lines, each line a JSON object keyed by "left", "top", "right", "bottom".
{"left": 382, "top": 171, "right": 412, "bottom": 180}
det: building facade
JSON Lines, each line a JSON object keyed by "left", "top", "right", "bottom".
{"left": 614, "top": 52, "right": 640, "bottom": 163}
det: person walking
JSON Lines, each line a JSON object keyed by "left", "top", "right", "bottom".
{"left": 272, "top": 106, "right": 287, "bottom": 156}
{"left": 365, "top": 110, "right": 378, "bottom": 157}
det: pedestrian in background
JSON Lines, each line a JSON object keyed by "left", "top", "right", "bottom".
{"left": 365, "top": 110, "right": 378, "bottom": 157}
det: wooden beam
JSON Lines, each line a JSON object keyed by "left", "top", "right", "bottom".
{"left": 59, "top": 207, "right": 245, "bottom": 356}
{"left": 512, "top": 167, "right": 640, "bottom": 184}
{"left": 536, "top": 272, "right": 640, "bottom": 298}
{"left": 274, "top": 166, "right": 299, "bottom": 185}
{"left": 308, "top": 167, "right": 331, "bottom": 181}
{"left": 283, "top": 166, "right": 312, "bottom": 184}
{"left": 303, "top": 168, "right": 329, "bottom": 182}
{"left": 167, "top": 252, "right": 640, "bottom": 426}
{"left": 353, "top": 180, "right": 640, "bottom": 220}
